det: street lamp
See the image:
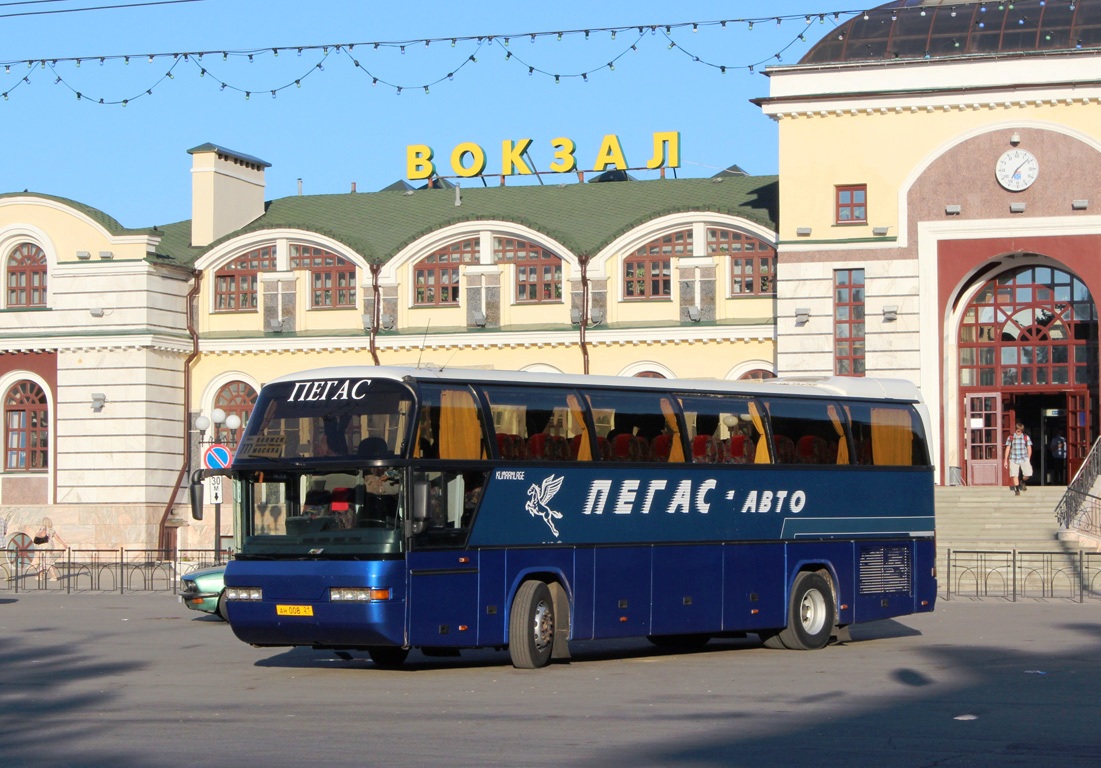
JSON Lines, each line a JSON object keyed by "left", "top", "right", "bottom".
{"left": 193, "top": 409, "right": 242, "bottom": 563}
{"left": 195, "top": 408, "right": 242, "bottom": 444}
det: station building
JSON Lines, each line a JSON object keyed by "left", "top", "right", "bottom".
{"left": 0, "top": 148, "right": 778, "bottom": 552}
{"left": 2, "top": 0, "right": 1100, "bottom": 553}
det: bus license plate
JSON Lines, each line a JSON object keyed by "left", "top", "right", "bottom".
{"left": 276, "top": 604, "right": 314, "bottom": 617}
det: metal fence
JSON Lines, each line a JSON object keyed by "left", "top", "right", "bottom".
{"left": 944, "top": 549, "right": 1101, "bottom": 601}
{"left": 6, "top": 546, "right": 1100, "bottom": 602}
{"left": 0, "top": 548, "right": 229, "bottom": 594}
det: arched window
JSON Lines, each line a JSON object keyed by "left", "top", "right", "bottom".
{"left": 738, "top": 369, "right": 776, "bottom": 381}
{"left": 707, "top": 228, "right": 776, "bottom": 296}
{"left": 290, "top": 244, "right": 357, "bottom": 308}
{"left": 494, "top": 237, "right": 563, "bottom": 303}
{"left": 5, "top": 380, "right": 48, "bottom": 471}
{"left": 7, "top": 243, "right": 47, "bottom": 308}
{"left": 959, "top": 265, "right": 1097, "bottom": 388}
{"left": 624, "top": 230, "right": 690, "bottom": 300}
{"left": 414, "top": 239, "right": 479, "bottom": 306}
{"left": 214, "top": 381, "right": 258, "bottom": 445}
{"left": 633, "top": 371, "right": 667, "bottom": 379}
{"left": 214, "top": 246, "right": 276, "bottom": 312}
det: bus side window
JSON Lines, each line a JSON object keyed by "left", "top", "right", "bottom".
{"left": 480, "top": 386, "right": 595, "bottom": 462}
{"left": 677, "top": 394, "right": 760, "bottom": 464}
{"left": 415, "top": 385, "right": 488, "bottom": 460}
{"left": 847, "top": 403, "right": 929, "bottom": 466}
{"left": 583, "top": 390, "right": 687, "bottom": 463}
{"left": 763, "top": 398, "right": 846, "bottom": 465}
{"left": 411, "top": 470, "right": 487, "bottom": 547}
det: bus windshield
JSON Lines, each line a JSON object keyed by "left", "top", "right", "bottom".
{"left": 236, "top": 468, "right": 404, "bottom": 557}
{"left": 229, "top": 376, "right": 415, "bottom": 557}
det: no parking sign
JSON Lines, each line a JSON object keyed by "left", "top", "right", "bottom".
{"left": 203, "top": 444, "right": 233, "bottom": 470}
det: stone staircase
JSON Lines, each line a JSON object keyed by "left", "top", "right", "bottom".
{"left": 934, "top": 485, "right": 1084, "bottom": 593}
{"left": 935, "top": 485, "right": 1066, "bottom": 552}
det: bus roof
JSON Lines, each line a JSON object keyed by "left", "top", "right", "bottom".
{"left": 264, "top": 366, "right": 924, "bottom": 404}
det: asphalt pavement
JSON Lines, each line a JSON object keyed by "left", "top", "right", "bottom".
{"left": 1, "top": 592, "right": 1099, "bottom": 767}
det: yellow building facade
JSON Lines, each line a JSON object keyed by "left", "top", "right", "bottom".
{"left": 759, "top": 0, "right": 1101, "bottom": 486}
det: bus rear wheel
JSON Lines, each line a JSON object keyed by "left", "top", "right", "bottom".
{"left": 778, "top": 572, "right": 835, "bottom": 651}
{"left": 509, "top": 580, "right": 555, "bottom": 669}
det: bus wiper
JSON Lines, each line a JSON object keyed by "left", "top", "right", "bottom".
{"left": 233, "top": 456, "right": 302, "bottom": 468}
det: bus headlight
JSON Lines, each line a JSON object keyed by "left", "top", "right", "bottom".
{"left": 330, "top": 587, "right": 391, "bottom": 602}
{"left": 226, "top": 587, "right": 263, "bottom": 601}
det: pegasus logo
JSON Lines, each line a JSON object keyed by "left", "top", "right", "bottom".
{"left": 526, "top": 474, "right": 565, "bottom": 537}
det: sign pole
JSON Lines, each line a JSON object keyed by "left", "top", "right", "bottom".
{"left": 202, "top": 446, "right": 232, "bottom": 564}
{"left": 214, "top": 498, "right": 221, "bottom": 564}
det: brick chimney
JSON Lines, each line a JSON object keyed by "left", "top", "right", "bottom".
{"left": 188, "top": 143, "right": 270, "bottom": 247}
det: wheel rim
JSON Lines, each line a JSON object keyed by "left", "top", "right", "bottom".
{"left": 799, "top": 588, "right": 828, "bottom": 635}
{"left": 531, "top": 598, "right": 554, "bottom": 652}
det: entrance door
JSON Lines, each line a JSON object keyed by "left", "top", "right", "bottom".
{"left": 1067, "top": 391, "right": 1091, "bottom": 481}
{"left": 956, "top": 264, "right": 1099, "bottom": 486}
{"left": 966, "top": 393, "right": 1003, "bottom": 485}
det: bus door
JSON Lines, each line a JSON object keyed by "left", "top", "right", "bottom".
{"left": 406, "top": 472, "right": 479, "bottom": 646}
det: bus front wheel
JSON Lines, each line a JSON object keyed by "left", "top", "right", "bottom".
{"left": 509, "top": 580, "right": 555, "bottom": 669}
{"left": 367, "top": 646, "right": 409, "bottom": 668}
{"left": 778, "top": 571, "right": 835, "bottom": 651}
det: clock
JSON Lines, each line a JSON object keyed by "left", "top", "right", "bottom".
{"left": 995, "top": 148, "right": 1039, "bottom": 191}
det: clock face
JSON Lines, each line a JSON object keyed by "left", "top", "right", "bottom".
{"left": 995, "top": 149, "right": 1039, "bottom": 191}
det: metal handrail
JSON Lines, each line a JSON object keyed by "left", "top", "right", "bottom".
{"left": 1055, "top": 436, "right": 1101, "bottom": 530}
{"left": 1054, "top": 489, "right": 1101, "bottom": 538}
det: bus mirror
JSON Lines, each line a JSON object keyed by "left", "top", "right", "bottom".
{"left": 189, "top": 470, "right": 204, "bottom": 521}
{"left": 411, "top": 476, "right": 430, "bottom": 533}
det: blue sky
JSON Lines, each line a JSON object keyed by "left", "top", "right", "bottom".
{"left": 3, "top": 0, "right": 855, "bottom": 228}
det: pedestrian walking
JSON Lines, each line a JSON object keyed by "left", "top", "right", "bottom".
{"left": 1003, "top": 422, "right": 1032, "bottom": 496}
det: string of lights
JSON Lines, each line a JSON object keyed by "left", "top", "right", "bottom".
{"left": 2, "top": 12, "right": 841, "bottom": 104}
{"left": 664, "top": 24, "right": 826, "bottom": 74}
{"left": 485, "top": 30, "right": 648, "bottom": 85}
{"left": 1, "top": 3, "right": 1088, "bottom": 104}
{"left": 0, "top": 0, "right": 206, "bottom": 21}
{"left": 340, "top": 41, "right": 485, "bottom": 95}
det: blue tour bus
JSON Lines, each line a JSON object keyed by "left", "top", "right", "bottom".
{"left": 194, "top": 366, "right": 936, "bottom": 669}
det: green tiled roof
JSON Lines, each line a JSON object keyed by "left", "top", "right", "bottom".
{"left": 161, "top": 175, "right": 778, "bottom": 266}
{"left": 0, "top": 191, "right": 135, "bottom": 236}
{"left": 0, "top": 191, "right": 199, "bottom": 270}
{"left": 152, "top": 220, "right": 204, "bottom": 267}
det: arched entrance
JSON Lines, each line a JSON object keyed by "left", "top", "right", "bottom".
{"left": 959, "top": 263, "right": 1098, "bottom": 486}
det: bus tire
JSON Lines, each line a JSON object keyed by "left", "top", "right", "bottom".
{"left": 757, "top": 630, "right": 787, "bottom": 649}
{"left": 509, "top": 580, "right": 555, "bottom": 669}
{"left": 778, "top": 572, "right": 835, "bottom": 651}
{"left": 367, "top": 646, "right": 409, "bottom": 668}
